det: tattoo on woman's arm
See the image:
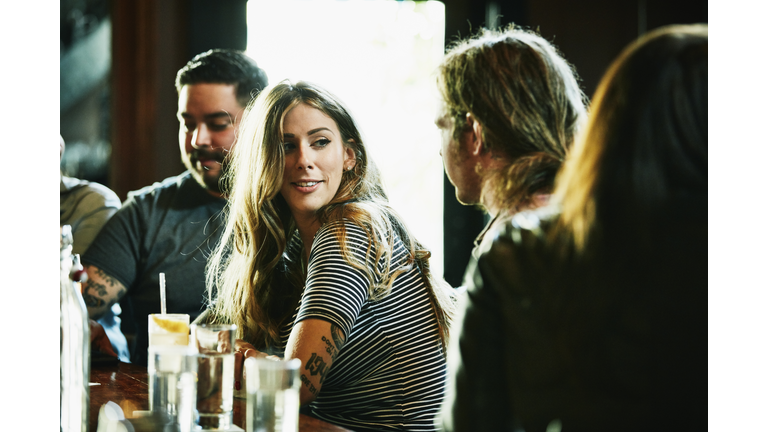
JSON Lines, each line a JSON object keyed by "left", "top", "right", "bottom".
{"left": 320, "top": 324, "right": 346, "bottom": 361}
{"left": 321, "top": 336, "right": 337, "bottom": 359}
{"left": 331, "top": 324, "right": 346, "bottom": 351}
{"left": 300, "top": 373, "right": 318, "bottom": 395}
{"left": 305, "top": 352, "right": 329, "bottom": 384}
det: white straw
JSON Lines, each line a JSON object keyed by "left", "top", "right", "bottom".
{"left": 159, "top": 272, "right": 167, "bottom": 315}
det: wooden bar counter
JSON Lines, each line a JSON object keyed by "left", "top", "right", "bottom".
{"left": 89, "top": 360, "right": 351, "bottom": 431}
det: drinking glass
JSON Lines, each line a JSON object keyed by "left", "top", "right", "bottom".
{"left": 149, "top": 345, "right": 198, "bottom": 432}
{"left": 148, "top": 313, "right": 190, "bottom": 412}
{"left": 190, "top": 323, "right": 237, "bottom": 430}
{"left": 149, "top": 313, "right": 190, "bottom": 347}
{"left": 245, "top": 357, "right": 301, "bottom": 432}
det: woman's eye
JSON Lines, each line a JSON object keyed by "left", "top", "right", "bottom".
{"left": 282, "top": 142, "right": 296, "bottom": 152}
{"left": 313, "top": 138, "right": 330, "bottom": 147}
{"left": 209, "top": 123, "right": 230, "bottom": 132}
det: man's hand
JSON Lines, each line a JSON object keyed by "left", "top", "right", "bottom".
{"left": 82, "top": 265, "right": 126, "bottom": 320}
{"left": 89, "top": 319, "right": 117, "bottom": 357}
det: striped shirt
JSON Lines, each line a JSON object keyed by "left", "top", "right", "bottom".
{"left": 277, "top": 220, "right": 447, "bottom": 431}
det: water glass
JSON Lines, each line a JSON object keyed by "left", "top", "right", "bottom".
{"left": 190, "top": 323, "right": 237, "bottom": 430}
{"left": 245, "top": 357, "right": 301, "bottom": 432}
{"left": 149, "top": 345, "right": 198, "bottom": 432}
{"left": 148, "top": 313, "right": 190, "bottom": 412}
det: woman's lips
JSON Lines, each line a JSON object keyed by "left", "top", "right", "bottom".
{"left": 292, "top": 180, "right": 322, "bottom": 192}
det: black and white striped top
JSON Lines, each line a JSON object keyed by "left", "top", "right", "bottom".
{"left": 277, "top": 219, "right": 447, "bottom": 431}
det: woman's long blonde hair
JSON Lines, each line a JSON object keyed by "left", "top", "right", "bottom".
{"left": 206, "top": 81, "right": 455, "bottom": 353}
{"left": 554, "top": 24, "right": 708, "bottom": 251}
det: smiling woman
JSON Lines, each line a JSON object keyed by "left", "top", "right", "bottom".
{"left": 280, "top": 103, "right": 356, "bottom": 242}
{"left": 204, "top": 81, "right": 457, "bottom": 432}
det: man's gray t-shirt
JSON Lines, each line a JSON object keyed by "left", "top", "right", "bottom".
{"left": 83, "top": 171, "right": 226, "bottom": 365}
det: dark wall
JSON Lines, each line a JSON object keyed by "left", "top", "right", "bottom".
{"left": 529, "top": 0, "right": 707, "bottom": 97}
{"left": 109, "top": 0, "right": 248, "bottom": 199}
{"left": 187, "top": 0, "right": 247, "bottom": 60}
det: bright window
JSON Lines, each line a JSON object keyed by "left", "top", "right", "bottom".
{"left": 247, "top": 0, "right": 446, "bottom": 278}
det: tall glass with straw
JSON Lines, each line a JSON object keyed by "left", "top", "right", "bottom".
{"left": 148, "top": 272, "right": 191, "bottom": 410}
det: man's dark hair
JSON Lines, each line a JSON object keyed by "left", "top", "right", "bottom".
{"left": 175, "top": 49, "right": 269, "bottom": 107}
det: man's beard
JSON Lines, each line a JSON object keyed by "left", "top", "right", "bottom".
{"left": 201, "top": 162, "right": 229, "bottom": 194}
{"left": 188, "top": 148, "right": 229, "bottom": 195}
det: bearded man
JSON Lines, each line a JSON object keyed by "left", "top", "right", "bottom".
{"left": 82, "top": 50, "right": 268, "bottom": 365}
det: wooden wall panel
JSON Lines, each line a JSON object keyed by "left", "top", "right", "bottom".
{"left": 110, "top": 0, "right": 186, "bottom": 200}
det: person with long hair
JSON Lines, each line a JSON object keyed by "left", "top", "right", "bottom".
{"left": 441, "top": 24, "right": 707, "bottom": 431}
{"left": 435, "top": 25, "right": 587, "bottom": 254}
{"left": 205, "top": 81, "right": 456, "bottom": 431}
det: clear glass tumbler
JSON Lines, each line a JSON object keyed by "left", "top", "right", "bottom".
{"left": 148, "top": 313, "right": 190, "bottom": 412}
{"left": 245, "top": 357, "right": 301, "bottom": 432}
{"left": 149, "top": 345, "right": 198, "bottom": 432}
{"left": 190, "top": 323, "right": 238, "bottom": 430}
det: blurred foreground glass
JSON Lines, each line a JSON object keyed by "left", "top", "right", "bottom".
{"left": 191, "top": 323, "right": 237, "bottom": 430}
{"left": 149, "top": 345, "right": 198, "bottom": 432}
{"left": 245, "top": 358, "right": 301, "bottom": 432}
{"left": 61, "top": 225, "right": 90, "bottom": 432}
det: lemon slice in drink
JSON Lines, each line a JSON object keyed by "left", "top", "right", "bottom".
{"left": 152, "top": 315, "right": 189, "bottom": 334}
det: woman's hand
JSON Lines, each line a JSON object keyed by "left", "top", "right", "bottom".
{"left": 234, "top": 339, "right": 268, "bottom": 391}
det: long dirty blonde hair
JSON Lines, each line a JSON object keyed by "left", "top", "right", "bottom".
{"left": 437, "top": 25, "right": 587, "bottom": 211}
{"left": 554, "top": 24, "right": 708, "bottom": 251}
{"left": 206, "top": 80, "right": 455, "bottom": 353}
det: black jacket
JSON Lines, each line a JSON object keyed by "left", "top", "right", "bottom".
{"left": 442, "top": 203, "right": 707, "bottom": 431}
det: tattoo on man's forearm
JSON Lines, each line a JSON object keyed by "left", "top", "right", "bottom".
{"left": 85, "top": 279, "right": 108, "bottom": 296}
{"left": 82, "top": 279, "right": 108, "bottom": 308}
{"left": 300, "top": 373, "right": 318, "bottom": 395}
{"left": 82, "top": 291, "right": 106, "bottom": 308}
{"left": 305, "top": 352, "right": 329, "bottom": 385}
{"left": 93, "top": 267, "right": 120, "bottom": 287}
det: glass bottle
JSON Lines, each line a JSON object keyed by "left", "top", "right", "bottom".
{"left": 60, "top": 225, "right": 90, "bottom": 432}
